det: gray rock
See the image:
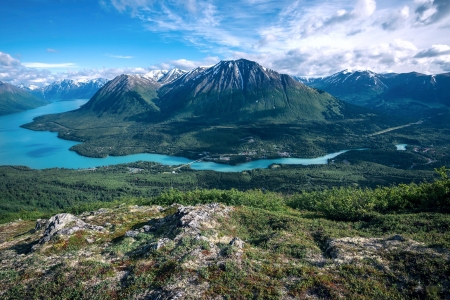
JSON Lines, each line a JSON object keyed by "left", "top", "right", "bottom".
{"left": 125, "top": 230, "right": 139, "bottom": 238}
{"left": 152, "top": 238, "right": 172, "bottom": 250}
{"left": 389, "top": 234, "right": 405, "bottom": 242}
{"left": 229, "top": 237, "right": 245, "bottom": 249}
{"left": 34, "top": 219, "right": 47, "bottom": 231}
{"left": 38, "top": 213, "right": 105, "bottom": 244}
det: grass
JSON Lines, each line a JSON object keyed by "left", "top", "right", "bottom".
{"left": 0, "top": 169, "right": 449, "bottom": 298}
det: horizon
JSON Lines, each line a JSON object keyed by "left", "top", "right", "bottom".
{"left": 4, "top": 59, "right": 450, "bottom": 88}
{"left": 1, "top": 0, "right": 450, "bottom": 87}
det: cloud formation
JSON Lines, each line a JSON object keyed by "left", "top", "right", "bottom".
{"left": 106, "top": 54, "right": 135, "bottom": 59}
{"left": 414, "top": 44, "right": 450, "bottom": 58}
{"left": 381, "top": 5, "right": 410, "bottom": 31}
{"left": 101, "top": 0, "right": 450, "bottom": 75}
{"left": 0, "top": 51, "right": 150, "bottom": 87}
{"left": 22, "top": 63, "right": 77, "bottom": 68}
{"left": 2, "top": 0, "right": 450, "bottom": 87}
{"left": 415, "top": 0, "right": 450, "bottom": 25}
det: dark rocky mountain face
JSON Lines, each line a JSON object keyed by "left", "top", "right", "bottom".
{"left": 381, "top": 72, "right": 450, "bottom": 107}
{"left": 157, "top": 59, "right": 355, "bottom": 123}
{"left": 0, "top": 81, "right": 49, "bottom": 115}
{"left": 296, "top": 70, "right": 450, "bottom": 116}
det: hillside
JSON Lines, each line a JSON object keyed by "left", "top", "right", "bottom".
{"left": 23, "top": 59, "right": 395, "bottom": 160}
{"left": 79, "top": 74, "right": 160, "bottom": 119}
{"left": 0, "top": 81, "right": 49, "bottom": 116}
{"left": 1, "top": 171, "right": 449, "bottom": 299}
{"left": 296, "top": 70, "right": 450, "bottom": 116}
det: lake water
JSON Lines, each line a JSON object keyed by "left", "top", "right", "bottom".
{"left": 0, "top": 100, "right": 358, "bottom": 171}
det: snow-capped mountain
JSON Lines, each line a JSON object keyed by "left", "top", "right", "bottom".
{"left": 294, "top": 69, "right": 450, "bottom": 115}
{"left": 75, "top": 59, "right": 360, "bottom": 123}
{"left": 158, "top": 68, "right": 187, "bottom": 84}
{"left": 142, "top": 70, "right": 168, "bottom": 82}
{"left": 156, "top": 59, "right": 354, "bottom": 122}
{"left": 142, "top": 69, "right": 187, "bottom": 85}
{"left": 19, "top": 68, "right": 186, "bottom": 102}
{"left": 20, "top": 78, "right": 109, "bottom": 101}
{"left": 0, "top": 81, "right": 49, "bottom": 115}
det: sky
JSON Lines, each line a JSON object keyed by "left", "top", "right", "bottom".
{"left": 1, "top": 0, "right": 450, "bottom": 87}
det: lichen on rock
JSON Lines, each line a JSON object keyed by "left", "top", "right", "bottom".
{"left": 37, "top": 213, "right": 105, "bottom": 244}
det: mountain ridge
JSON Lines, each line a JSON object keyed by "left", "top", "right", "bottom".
{"left": 295, "top": 69, "right": 450, "bottom": 115}
{"left": 0, "top": 81, "right": 49, "bottom": 115}
{"left": 23, "top": 58, "right": 400, "bottom": 161}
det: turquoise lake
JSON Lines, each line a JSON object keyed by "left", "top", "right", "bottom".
{"left": 0, "top": 100, "right": 360, "bottom": 172}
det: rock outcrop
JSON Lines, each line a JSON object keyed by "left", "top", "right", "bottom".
{"left": 37, "top": 213, "right": 105, "bottom": 244}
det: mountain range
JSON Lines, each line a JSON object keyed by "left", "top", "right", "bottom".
{"left": 0, "top": 81, "right": 49, "bottom": 116}
{"left": 82, "top": 59, "right": 360, "bottom": 123}
{"left": 24, "top": 59, "right": 392, "bottom": 161}
{"left": 295, "top": 70, "right": 450, "bottom": 115}
{"left": 20, "top": 78, "right": 109, "bottom": 101}
{"left": 17, "top": 68, "right": 187, "bottom": 103}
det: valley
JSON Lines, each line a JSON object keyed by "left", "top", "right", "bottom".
{"left": 22, "top": 59, "right": 407, "bottom": 162}
{"left": 2, "top": 59, "right": 450, "bottom": 299}
{"left": 3, "top": 1, "right": 450, "bottom": 297}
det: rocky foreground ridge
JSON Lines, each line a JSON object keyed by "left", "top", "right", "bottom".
{"left": 1, "top": 203, "right": 449, "bottom": 299}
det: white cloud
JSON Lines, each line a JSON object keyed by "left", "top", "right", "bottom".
{"left": 151, "top": 56, "right": 220, "bottom": 70}
{"left": 3, "top": 0, "right": 450, "bottom": 86}
{"left": 46, "top": 48, "right": 58, "bottom": 53}
{"left": 101, "top": 0, "right": 450, "bottom": 75}
{"left": 0, "top": 52, "right": 21, "bottom": 67}
{"left": 381, "top": 5, "right": 410, "bottom": 31}
{"left": 0, "top": 51, "right": 149, "bottom": 87}
{"left": 353, "top": 0, "right": 376, "bottom": 17}
{"left": 22, "top": 62, "right": 77, "bottom": 68}
{"left": 415, "top": 0, "right": 450, "bottom": 25}
{"left": 106, "top": 54, "right": 134, "bottom": 59}
{"left": 414, "top": 44, "right": 450, "bottom": 58}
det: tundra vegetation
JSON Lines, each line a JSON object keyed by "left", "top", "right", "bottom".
{"left": 0, "top": 167, "right": 449, "bottom": 299}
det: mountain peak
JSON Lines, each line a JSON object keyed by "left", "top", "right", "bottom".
{"left": 142, "top": 68, "right": 187, "bottom": 85}
{"left": 156, "top": 58, "right": 344, "bottom": 123}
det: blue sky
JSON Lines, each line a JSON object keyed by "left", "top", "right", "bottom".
{"left": 1, "top": 0, "right": 450, "bottom": 86}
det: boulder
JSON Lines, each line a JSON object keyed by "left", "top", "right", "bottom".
{"left": 39, "top": 213, "right": 105, "bottom": 244}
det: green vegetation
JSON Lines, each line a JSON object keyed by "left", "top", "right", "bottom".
{"left": 0, "top": 82, "right": 49, "bottom": 116}
{"left": 1, "top": 169, "right": 449, "bottom": 298}
{"left": 0, "top": 160, "right": 438, "bottom": 223}
{"left": 22, "top": 61, "right": 407, "bottom": 160}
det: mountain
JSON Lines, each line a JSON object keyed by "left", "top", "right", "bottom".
{"left": 381, "top": 72, "right": 450, "bottom": 107}
{"left": 0, "top": 81, "right": 49, "bottom": 115}
{"left": 142, "top": 68, "right": 187, "bottom": 84}
{"left": 21, "top": 78, "right": 109, "bottom": 101}
{"left": 80, "top": 74, "right": 160, "bottom": 118}
{"left": 157, "top": 59, "right": 359, "bottom": 123}
{"left": 296, "top": 70, "right": 450, "bottom": 115}
{"left": 24, "top": 59, "right": 392, "bottom": 160}
{"left": 73, "top": 60, "right": 359, "bottom": 123}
